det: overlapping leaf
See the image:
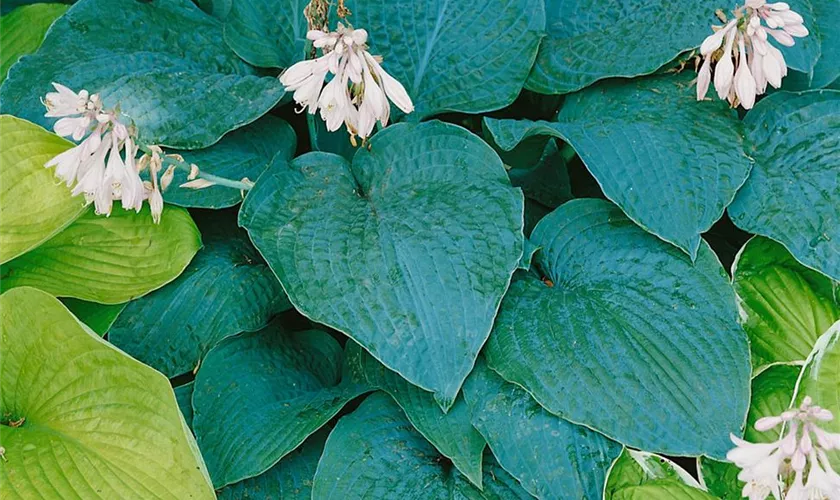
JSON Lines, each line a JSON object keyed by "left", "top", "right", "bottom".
{"left": 61, "top": 298, "right": 126, "bottom": 336}
{"left": 0, "top": 115, "right": 86, "bottom": 263}
{"left": 0, "top": 3, "right": 68, "bottom": 83}
{"left": 485, "top": 73, "right": 752, "bottom": 257}
{"left": 485, "top": 199, "right": 751, "bottom": 458}
{"left": 109, "top": 211, "right": 290, "bottom": 377}
{"left": 729, "top": 90, "right": 840, "bottom": 280}
{"left": 796, "top": 321, "right": 840, "bottom": 468}
{"left": 733, "top": 237, "right": 840, "bottom": 370}
{"left": 606, "top": 450, "right": 710, "bottom": 500}
{"left": 462, "top": 360, "right": 622, "bottom": 499}
{"left": 1, "top": 206, "right": 201, "bottom": 304}
{"left": 0, "top": 287, "right": 214, "bottom": 499}
{"left": 240, "top": 121, "right": 524, "bottom": 409}
{"left": 0, "top": 0, "right": 285, "bottom": 149}
{"left": 192, "top": 326, "right": 367, "bottom": 487}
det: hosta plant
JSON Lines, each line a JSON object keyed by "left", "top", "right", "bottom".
{"left": 0, "top": 0, "right": 838, "bottom": 499}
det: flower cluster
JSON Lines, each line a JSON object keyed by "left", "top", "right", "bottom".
{"left": 696, "top": 0, "right": 808, "bottom": 109}
{"left": 280, "top": 23, "right": 414, "bottom": 143}
{"left": 728, "top": 396, "right": 840, "bottom": 500}
{"left": 43, "top": 83, "right": 169, "bottom": 223}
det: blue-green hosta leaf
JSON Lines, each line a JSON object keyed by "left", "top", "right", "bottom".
{"left": 196, "top": 0, "right": 231, "bottom": 19}
{"left": 0, "top": 3, "right": 68, "bottom": 84}
{"left": 810, "top": 0, "right": 840, "bottom": 88}
{"left": 526, "top": 0, "right": 719, "bottom": 94}
{"left": 174, "top": 382, "right": 194, "bottom": 428}
{"left": 60, "top": 298, "right": 126, "bottom": 336}
{"left": 223, "top": 0, "right": 308, "bottom": 69}
{"left": 729, "top": 90, "right": 840, "bottom": 281}
{"left": 462, "top": 360, "right": 622, "bottom": 499}
{"left": 506, "top": 139, "right": 572, "bottom": 209}
{"left": 485, "top": 73, "right": 752, "bottom": 257}
{"left": 192, "top": 326, "right": 368, "bottom": 488}
{"left": 733, "top": 237, "right": 840, "bottom": 370}
{"left": 109, "top": 211, "right": 290, "bottom": 378}
{"left": 0, "top": 115, "right": 86, "bottom": 264}
{"left": 0, "top": 0, "right": 284, "bottom": 149}
{"left": 217, "top": 429, "right": 329, "bottom": 500}
{"left": 240, "top": 121, "right": 524, "bottom": 410}
{"left": 165, "top": 115, "right": 297, "bottom": 209}
{"left": 484, "top": 199, "right": 751, "bottom": 459}
{"left": 606, "top": 449, "right": 706, "bottom": 499}
{"left": 312, "top": 392, "right": 532, "bottom": 499}
{"left": 1, "top": 206, "right": 202, "bottom": 304}
{"left": 0, "top": 287, "right": 215, "bottom": 499}
{"left": 345, "top": 342, "right": 486, "bottom": 488}
{"left": 341, "top": 0, "right": 545, "bottom": 119}
{"left": 700, "top": 364, "right": 800, "bottom": 500}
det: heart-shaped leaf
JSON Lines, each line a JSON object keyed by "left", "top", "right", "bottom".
{"left": 462, "top": 359, "right": 622, "bottom": 499}
{"left": 345, "top": 342, "right": 486, "bottom": 487}
{"left": 484, "top": 199, "right": 751, "bottom": 458}
{"left": 0, "top": 286, "right": 215, "bottom": 499}
{"left": 0, "top": 115, "right": 86, "bottom": 263}
{"left": 0, "top": 0, "right": 285, "bottom": 149}
{"left": 165, "top": 115, "right": 297, "bottom": 209}
{"left": 240, "top": 121, "right": 524, "bottom": 409}
{"left": 312, "top": 392, "right": 531, "bottom": 499}
{"left": 729, "top": 90, "right": 840, "bottom": 281}
{"left": 485, "top": 73, "right": 752, "bottom": 257}
{"left": 0, "top": 3, "right": 68, "bottom": 84}
{"left": 192, "top": 325, "right": 368, "bottom": 487}
{"left": 1, "top": 205, "right": 201, "bottom": 304}
{"left": 732, "top": 236, "right": 840, "bottom": 370}
{"left": 109, "top": 211, "right": 290, "bottom": 378}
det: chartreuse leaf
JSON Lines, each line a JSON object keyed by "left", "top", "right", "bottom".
{"left": 485, "top": 73, "right": 751, "bottom": 257}
{"left": 60, "top": 298, "right": 126, "bottom": 336}
{"left": 733, "top": 237, "right": 840, "bottom": 371}
{"left": 109, "top": 211, "right": 290, "bottom": 378}
{"left": 223, "top": 0, "right": 308, "bottom": 69}
{"left": 192, "top": 325, "right": 368, "bottom": 488}
{"left": 166, "top": 115, "right": 297, "bottom": 209}
{"left": 217, "top": 429, "right": 328, "bottom": 500}
{"left": 699, "top": 364, "right": 800, "bottom": 499}
{"left": 345, "top": 342, "right": 486, "bottom": 488}
{"left": 606, "top": 449, "right": 709, "bottom": 500}
{"left": 0, "top": 287, "right": 215, "bottom": 499}
{"left": 240, "top": 121, "right": 524, "bottom": 410}
{"left": 0, "top": 115, "right": 86, "bottom": 263}
{"left": 0, "top": 0, "right": 284, "bottom": 149}
{"left": 343, "top": 0, "right": 545, "bottom": 119}
{"left": 525, "top": 0, "right": 719, "bottom": 94}
{"left": 729, "top": 90, "right": 840, "bottom": 281}
{"left": 312, "top": 392, "right": 532, "bottom": 499}
{"left": 1, "top": 206, "right": 201, "bottom": 304}
{"left": 795, "top": 320, "right": 840, "bottom": 469}
{"left": 462, "top": 359, "right": 622, "bottom": 499}
{"left": 0, "top": 3, "right": 68, "bottom": 83}
{"left": 485, "top": 199, "right": 751, "bottom": 458}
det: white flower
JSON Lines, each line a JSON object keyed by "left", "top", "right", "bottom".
{"left": 279, "top": 23, "right": 414, "bottom": 142}
{"left": 734, "top": 39, "right": 757, "bottom": 109}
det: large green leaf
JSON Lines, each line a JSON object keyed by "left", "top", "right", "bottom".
{"left": 0, "top": 287, "right": 214, "bottom": 499}
{"left": 345, "top": 342, "right": 486, "bottom": 488}
{"left": 312, "top": 392, "right": 532, "bottom": 499}
{"left": 192, "top": 326, "right": 368, "bottom": 487}
{"left": 733, "top": 236, "right": 840, "bottom": 370}
{"left": 164, "top": 115, "right": 297, "bottom": 209}
{"left": 240, "top": 121, "right": 524, "bottom": 409}
{"left": 217, "top": 429, "right": 328, "bottom": 500}
{"left": 109, "top": 211, "right": 290, "bottom": 378}
{"left": 223, "top": 0, "right": 308, "bottom": 69}
{"left": 699, "top": 364, "right": 800, "bottom": 499}
{"left": 729, "top": 90, "right": 840, "bottom": 281}
{"left": 341, "top": 0, "right": 544, "bottom": 119}
{"left": 484, "top": 199, "right": 751, "bottom": 458}
{"left": 606, "top": 449, "right": 707, "bottom": 499}
{"left": 462, "top": 360, "right": 622, "bottom": 499}
{"left": 525, "top": 0, "right": 715, "bottom": 94}
{"left": 60, "top": 298, "right": 126, "bottom": 336}
{"left": 1, "top": 206, "right": 202, "bottom": 304}
{"left": 485, "top": 73, "right": 751, "bottom": 257}
{"left": 0, "top": 3, "right": 68, "bottom": 83}
{"left": 0, "top": 115, "right": 86, "bottom": 263}
{"left": 0, "top": 0, "right": 284, "bottom": 149}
